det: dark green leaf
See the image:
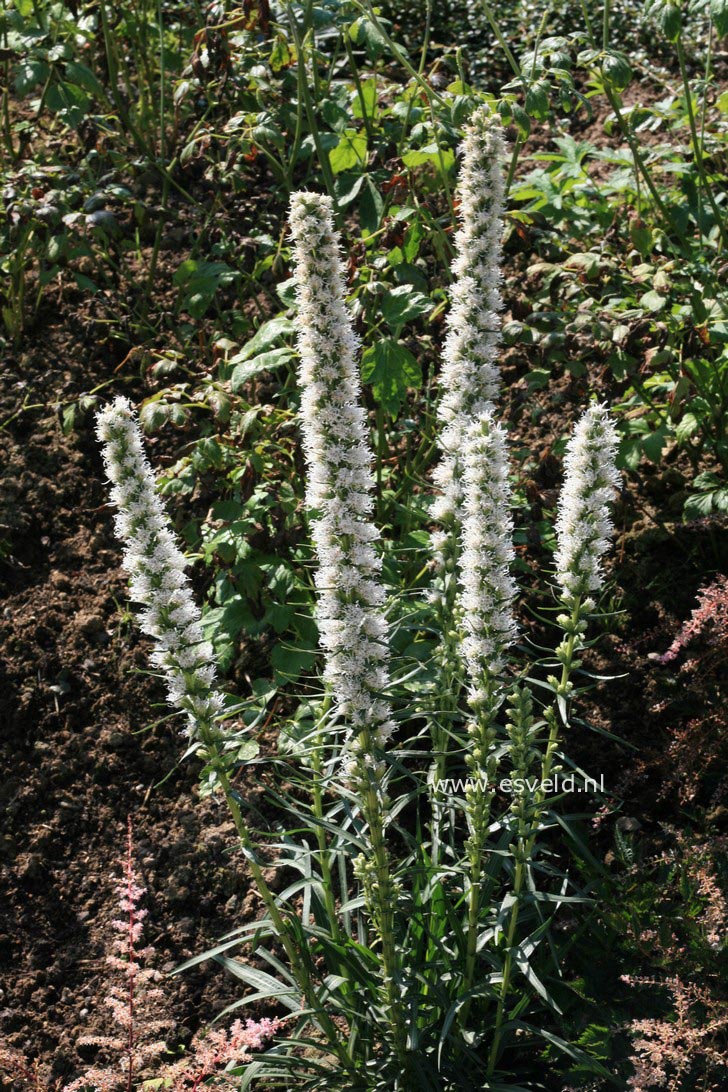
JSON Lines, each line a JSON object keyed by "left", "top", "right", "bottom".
{"left": 712, "top": 0, "right": 728, "bottom": 37}
{"left": 683, "top": 490, "right": 715, "bottom": 518}
{"left": 380, "top": 285, "right": 431, "bottom": 328}
{"left": 602, "top": 50, "right": 632, "bottom": 91}
{"left": 360, "top": 338, "right": 421, "bottom": 417}
{"left": 231, "top": 348, "right": 294, "bottom": 390}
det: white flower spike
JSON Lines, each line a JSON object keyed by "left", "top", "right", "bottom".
{"left": 96, "top": 397, "right": 224, "bottom": 735}
{"left": 554, "top": 402, "right": 621, "bottom": 602}
{"left": 288, "top": 192, "right": 395, "bottom": 788}
{"left": 433, "top": 105, "right": 507, "bottom": 526}
{"left": 458, "top": 410, "right": 518, "bottom": 708}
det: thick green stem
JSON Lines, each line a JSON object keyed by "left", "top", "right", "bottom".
{"left": 358, "top": 752, "right": 408, "bottom": 1064}
{"left": 479, "top": 0, "right": 522, "bottom": 79}
{"left": 285, "top": 8, "right": 338, "bottom": 209}
{"left": 602, "top": 0, "right": 611, "bottom": 50}
{"left": 343, "top": 34, "right": 374, "bottom": 145}
{"left": 486, "top": 852, "right": 524, "bottom": 1077}
{"left": 311, "top": 696, "right": 342, "bottom": 945}
{"left": 461, "top": 688, "right": 499, "bottom": 1024}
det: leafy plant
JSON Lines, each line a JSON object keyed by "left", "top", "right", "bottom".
{"left": 92, "top": 126, "right": 625, "bottom": 1085}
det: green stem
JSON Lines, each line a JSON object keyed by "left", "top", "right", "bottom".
{"left": 353, "top": 1, "right": 447, "bottom": 107}
{"left": 676, "top": 35, "right": 728, "bottom": 251}
{"left": 344, "top": 34, "right": 374, "bottom": 145}
{"left": 311, "top": 696, "right": 342, "bottom": 945}
{"left": 428, "top": 537, "right": 462, "bottom": 868}
{"left": 505, "top": 136, "right": 523, "bottom": 197}
{"left": 195, "top": 723, "right": 355, "bottom": 1075}
{"left": 359, "top": 754, "right": 408, "bottom": 1064}
{"left": 479, "top": 0, "right": 522, "bottom": 79}
{"left": 488, "top": 599, "right": 582, "bottom": 1076}
{"left": 286, "top": 8, "right": 338, "bottom": 209}
{"left": 601, "top": 83, "right": 685, "bottom": 250}
{"left": 578, "top": 0, "right": 595, "bottom": 45}
{"left": 602, "top": 0, "right": 610, "bottom": 50}
{"left": 461, "top": 699, "right": 498, "bottom": 1016}
{"left": 486, "top": 851, "right": 524, "bottom": 1077}
{"left": 157, "top": 0, "right": 166, "bottom": 161}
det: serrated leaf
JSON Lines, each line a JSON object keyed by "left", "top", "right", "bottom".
{"left": 360, "top": 338, "right": 421, "bottom": 417}
{"left": 693, "top": 470, "right": 721, "bottom": 490}
{"left": 564, "top": 251, "right": 602, "bottom": 277}
{"left": 684, "top": 490, "right": 715, "bottom": 518}
{"left": 640, "top": 288, "right": 666, "bottom": 312}
{"left": 674, "top": 412, "right": 698, "bottom": 443}
{"left": 654, "top": 0, "right": 681, "bottom": 40}
{"left": 359, "top": 175, "right": 383, "bottom": 234}
{"left": 231, "top": 348, "right": 294, "bottom": 390}
{"left": 380, "top": 284, "right": 431, "bottom": 328}
{"left": 173, "top": 259, "right": 238, "bottom": 318}
{"left": 65, "top": 60, "right": 106, "bottom": 99}
{"left": 617, "top": 436, "right": 642, "bottom": 470}
{"left": 402, "top": 144, "right": 455, "bottom": 172}
{"left": 139, "top": 400, "right": 171, "bottom": 432}
{"left": 641, "top": 425, "right": 668, "bottom": 462}
{"left": 602, "top": 50, "right": 632, "bottom": 91}
{"left": 525, "top": 81, "right": 550, "bottom": 119}
{"left": 233, "top": 739, "right": 260, "bottom": 762}
{"left": 349, "top": 15, "right": 389, "bottom": 59}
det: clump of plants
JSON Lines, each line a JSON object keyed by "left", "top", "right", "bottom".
{"left": 86, "top": 107, "right": 625, "bottom": 1089}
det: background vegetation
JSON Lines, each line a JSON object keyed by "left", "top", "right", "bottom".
{"left": 1, "top": 1, "right": 726, "bottom": 1089}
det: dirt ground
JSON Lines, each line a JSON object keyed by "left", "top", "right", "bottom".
{"left": 0, "top": 315, "right": 269, "bottom": 1077}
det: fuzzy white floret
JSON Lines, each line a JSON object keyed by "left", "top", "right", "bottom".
{"left": 289, "top": 192, "right": 394, "bottom": 800}
{"left": 554, "top": 403, "right": 620, "bottom": 600}
{"left": 96, "top": 397, "right": 223, "bottom": 736}
{"left": 433, "top": 107, "right": 507, "bottom": 536}
{"left": 457, "top": 411, "right": 518, "bottom": 703}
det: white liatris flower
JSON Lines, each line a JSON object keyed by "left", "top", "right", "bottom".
{"left": 432, "top": 105, "right": 507, "bottom": 527}
{"left": 288, "top": 192, "right": 395, "bottom": 785}
{"left": 554, "top": 402, "right": 621, "bottom": 602}
{"left": 96, "top": 397, "right": 224, "bottom": 735}
{"left": 458, "top": 411, "right": 518, "bottom": 709}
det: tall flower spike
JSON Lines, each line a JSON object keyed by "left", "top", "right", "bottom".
{"left": 458, "top": 410, "right": 518, "bottom": 710}
{"left": 289, "top": 193, "right": 408, "bottom": 1063}
{"left": 96, "top": 397, "right": 224, "bottom": 736}
{"left": 433, "top": 105, "right": 507, "bottom": 528}
{"left": 554, "top": 402, "right": 620, "bottom": 603}
{"left": 288, "top": 192, "right": 395, "bottom": 786}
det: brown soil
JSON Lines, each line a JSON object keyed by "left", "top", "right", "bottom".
{"left": 0, "top": 311, "right": 269, "bottom": 1080}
